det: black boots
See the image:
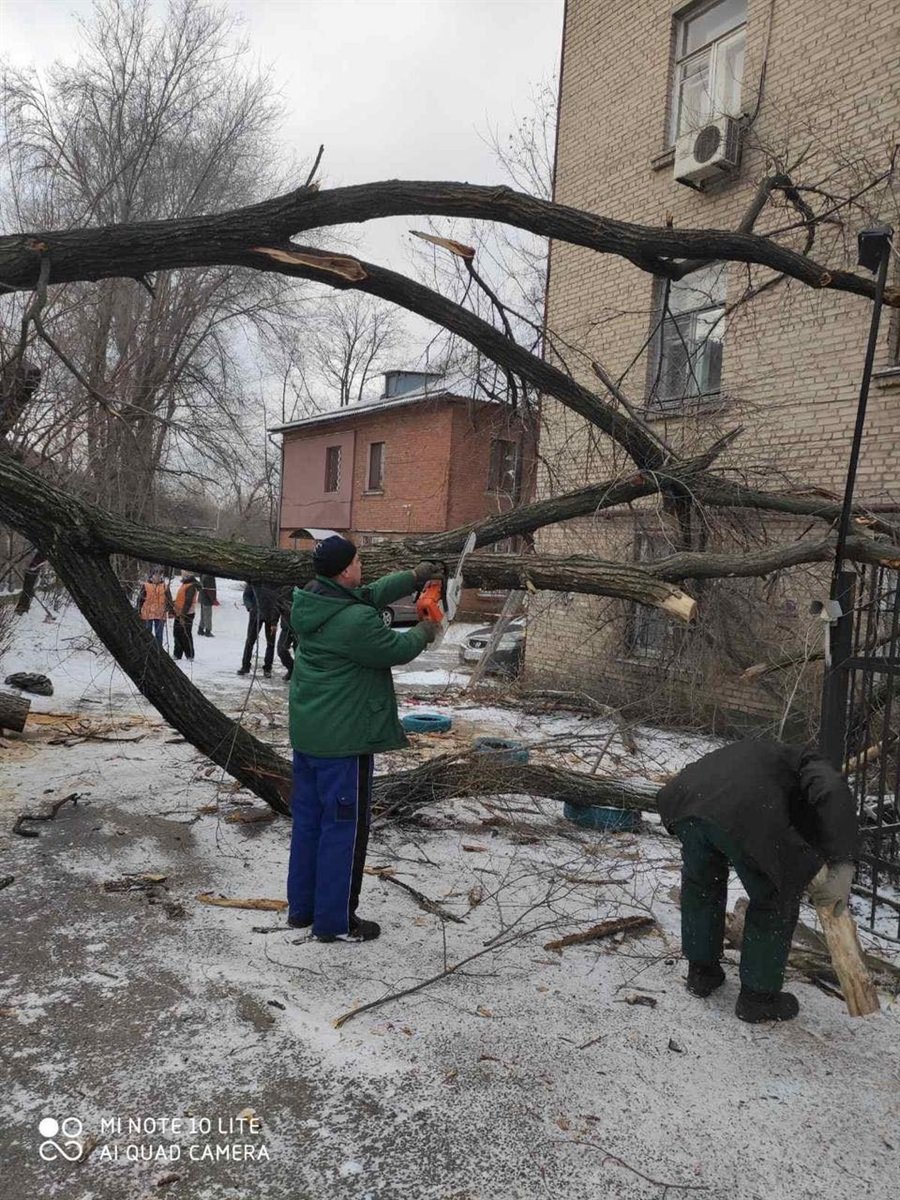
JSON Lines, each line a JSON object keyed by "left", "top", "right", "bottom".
{"left": 735, "top": 987, "right": 799, "bottom": 1023}
{"left": 686, "top": 962, "right": 726, "bottom": 997}
{"left": 315, "top": 917, "right": 381, "bottom": 944}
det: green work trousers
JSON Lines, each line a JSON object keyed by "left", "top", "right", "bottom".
{"left": 673, "top": 816, "right": 800, "bottom": 994}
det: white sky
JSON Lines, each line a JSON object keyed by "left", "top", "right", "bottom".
{"left": 0, "top": 0, "right": 564, "bottom": 271}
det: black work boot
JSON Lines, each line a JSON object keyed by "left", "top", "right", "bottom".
{"left": 686, "top": 962, "right": 726, "bottom": 998}
{"left": 735, "top": 987, "right": 799, "bottom": 1024}
{"left": 315, "top": 917, "right": 381, "bottom": 944}
{"left": 287, "top": 914, "right": 312, "bottom": 929}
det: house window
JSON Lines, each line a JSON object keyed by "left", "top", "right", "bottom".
{"left": 650, "top": 263, "right": 726, "bottom": 412}
{"left": 626, "top": 531, "right": 675, "bottom": 658}
{"left": 367, "top": 442, "right": 385, "bottom": 491}
{"left": 324, "top": 445, "right": 342, "bottom": 493}
{"left": 488, "top": 439, "right": 518, "bottom": 494}
{"left": 672, "top": 0, "right": 746, "bottom": 140}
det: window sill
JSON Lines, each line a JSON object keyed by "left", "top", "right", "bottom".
{"left": 363, "top": 489, "right": 385, "bottom": 496}
{"left": 639, "top": 395, "right": 728, "bottom": 422}
{"left": 650, "top": 147, "right": 675, "bottom": 172}
{"left": 873, "top": 367, "right": 900, "bottom": 389}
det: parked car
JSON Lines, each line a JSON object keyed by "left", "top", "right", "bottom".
{"left": 380, "top": 591, "right": 419, "bottom": 627}
{"left": 459, "top": 621, "right": 525, "bottom": 676}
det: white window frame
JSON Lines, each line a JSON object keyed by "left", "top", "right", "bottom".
{"left": 671, "top": 0, "right": 746, "bottom": 141}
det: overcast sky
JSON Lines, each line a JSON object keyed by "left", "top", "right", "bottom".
{"left": 1, "top": 0, "right": 564, "bottom": 271}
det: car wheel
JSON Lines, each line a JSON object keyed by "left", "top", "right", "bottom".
{"left": 381, "top": 607, "right": 395, "bottom": 628}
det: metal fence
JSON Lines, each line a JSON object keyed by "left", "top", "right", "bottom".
{"left": 831, "top": 565, "right": 900, "bottom": 940}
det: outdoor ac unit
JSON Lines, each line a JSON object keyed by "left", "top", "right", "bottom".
{"left": 674, "top": 115, "right": 742, "bottom": 187}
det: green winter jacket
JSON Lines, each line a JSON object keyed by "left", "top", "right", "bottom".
{"left": 288, "top": 570, "right": 429, "bottom": 757}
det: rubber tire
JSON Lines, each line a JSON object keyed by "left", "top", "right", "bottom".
{"left": 401, "top": 712, "right": 453, "bottom": 734}
{"left": 472, "top": 736, "right": 530, "bottom": 765}
{"left": 381, "top": 607, "right": 395, "bottom": 628}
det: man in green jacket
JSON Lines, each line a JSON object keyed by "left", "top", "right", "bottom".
{"left": 287, "top": 535, "right": 442, "bottom": 942}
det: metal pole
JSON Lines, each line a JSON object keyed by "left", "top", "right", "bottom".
{"left": 820, "top": 226, "right": 893, "bottom": 767}
{"left": 833, "top": 228, "right": 894, "bottom": 575}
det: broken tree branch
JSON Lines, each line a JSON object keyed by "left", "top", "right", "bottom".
{"left": 1, "top": 180, "right": 894, "bottom": 305}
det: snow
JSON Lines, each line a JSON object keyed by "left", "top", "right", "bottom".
{"left": 1, "top": 591, "right": 899, "bottom": 1199}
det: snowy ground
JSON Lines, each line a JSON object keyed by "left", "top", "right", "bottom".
{"left": 1, "top": 589, "right": 899, "bottom": 1199}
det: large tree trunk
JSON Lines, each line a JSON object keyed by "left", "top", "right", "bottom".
{"left": 374, "top": 756, "right": 658, "bottom": 820}
{"left": 1, "top": 181, "right": 893, "bottom": 305}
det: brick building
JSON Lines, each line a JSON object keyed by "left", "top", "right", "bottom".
{"left": 528, "top": 0, "right": 900, "bottom": 730}
{"left": 275, "top": 371, "right": 536, "bottom": 617}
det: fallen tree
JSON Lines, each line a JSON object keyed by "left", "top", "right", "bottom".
{"left": 2, "top": 168, "right": 899, "bottom": 817}
{"left": 373, "top": 755, "right": 659, "bottom": 821}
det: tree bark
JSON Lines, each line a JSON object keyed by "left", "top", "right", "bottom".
{"left": 1, "top": 180, "right": 894, "bottom": 306}
{"left": 374, "top": 755, "right": 659, "bottom": 820}
{"left": 0, "top": 688, "right": 30, "bottom": 733}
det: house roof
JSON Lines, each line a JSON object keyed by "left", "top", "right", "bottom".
{"left": 271, "top": 375, "right": 485, "bottom": 434}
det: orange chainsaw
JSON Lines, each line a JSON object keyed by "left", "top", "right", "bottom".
{"left": 415, "top": 531, "right": 477, "bottom": 647}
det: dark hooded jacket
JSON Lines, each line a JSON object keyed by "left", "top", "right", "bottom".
{"left": 656, "top": 739, "right": 858, "bottom": 898}
{"left": 288, "top": 570, "right": 429, "bottom": 756}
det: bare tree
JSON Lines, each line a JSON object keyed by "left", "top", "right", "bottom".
{"left": 0, "top": 0, "right": 296, "bottom": 526}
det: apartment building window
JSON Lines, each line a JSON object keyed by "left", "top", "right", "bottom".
{"left": 324, "top": 445, "right": 342, "bottom": 493}
{"left": 488, "top": 438, "right": 518, "bottom": 495}
{"left": 650, "top": 263, "right": 726, "bottom": 412}
{"left": 367, "top": 442, "right": 385, "bottom": 491}
{"left": 672, "top": 0, "right": 746, "bottom": 140}
{"left": 626, "top": 531, "right": 674, "bottom": 658}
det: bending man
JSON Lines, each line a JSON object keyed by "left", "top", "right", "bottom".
{"left": 657, "top": 739, "right": 857, "bottom": 1023}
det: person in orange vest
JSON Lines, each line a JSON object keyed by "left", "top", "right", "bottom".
{"left": 171, "top": 571, "right": 201, "bottom": 661}
{"left": 135, "top": 567, "right": 174, "bottom": 646}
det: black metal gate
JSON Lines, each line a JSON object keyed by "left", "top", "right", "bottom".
{"left": 825, "top": 565, "right": 900, "bottom": 941}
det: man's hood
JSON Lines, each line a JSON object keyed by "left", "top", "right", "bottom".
{"left": 292, "top": 577, "right": 363, "bottom": 637}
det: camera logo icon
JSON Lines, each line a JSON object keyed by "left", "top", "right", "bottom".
{"left": 39, "top": 1117, "right": 84, "bottom": 1162}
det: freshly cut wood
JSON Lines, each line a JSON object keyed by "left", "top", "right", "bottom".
{"left": 0, "top": 688, "right": 30, "bottom": 733}
{"left": 195, "top": 893, "right": 287, "bottom": 911}
{"left": 543, "top": 914, "right": 654, "bottom": 951}
{"left": 815, "top": 899, "right": 881, "bottom": 1017}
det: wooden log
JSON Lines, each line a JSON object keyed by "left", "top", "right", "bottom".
{"left": 0, "top": 687, "right": 30, "bottom": 733}
{"left": 814, "top": 898, "right": 881, "bottom": 1017}
{"left": 543, "top": 914, "right": 654, "bottom": 951}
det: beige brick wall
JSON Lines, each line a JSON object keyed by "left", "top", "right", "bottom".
{"left": 529, "top": 0, "right": 900, "bottom": 731}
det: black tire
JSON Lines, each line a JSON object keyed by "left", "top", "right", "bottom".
{"left": 381, "top": 607, "right": 395, "bottom": 628}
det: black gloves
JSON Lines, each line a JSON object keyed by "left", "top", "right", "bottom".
{"left": 412, "top": 560, "right": 446, "bottom": 585}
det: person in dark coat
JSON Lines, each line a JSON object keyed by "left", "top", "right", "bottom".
{"left": 197, "top": 573, "right": 217, "bottom": 637}
{"left": 657, "top": 740, "right": 857, "bottom": 1024}
{"left": 275, "top": 584, "right": 296, "bottom": 681}
{"left": 237, "top": 582, "right": 280, "bottom": 677}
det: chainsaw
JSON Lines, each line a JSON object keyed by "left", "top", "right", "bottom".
{"left": 415, "top": 530, "right": 477, "bottom": 648}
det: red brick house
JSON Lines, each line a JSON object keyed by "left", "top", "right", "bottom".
{"left": 274, "top": 372, "right": 536, "bottom": 616}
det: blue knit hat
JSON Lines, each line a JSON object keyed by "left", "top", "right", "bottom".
{"left": 313, "top": 535, "right": 357, "bottom": 578}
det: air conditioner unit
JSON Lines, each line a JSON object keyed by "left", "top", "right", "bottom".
{"left": 674, "top": 115, "right": 742, "bottom": 187}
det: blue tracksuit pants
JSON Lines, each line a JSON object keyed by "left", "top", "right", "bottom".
{"left": 287, "top": 751, "right": 373, "bottom": 937}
